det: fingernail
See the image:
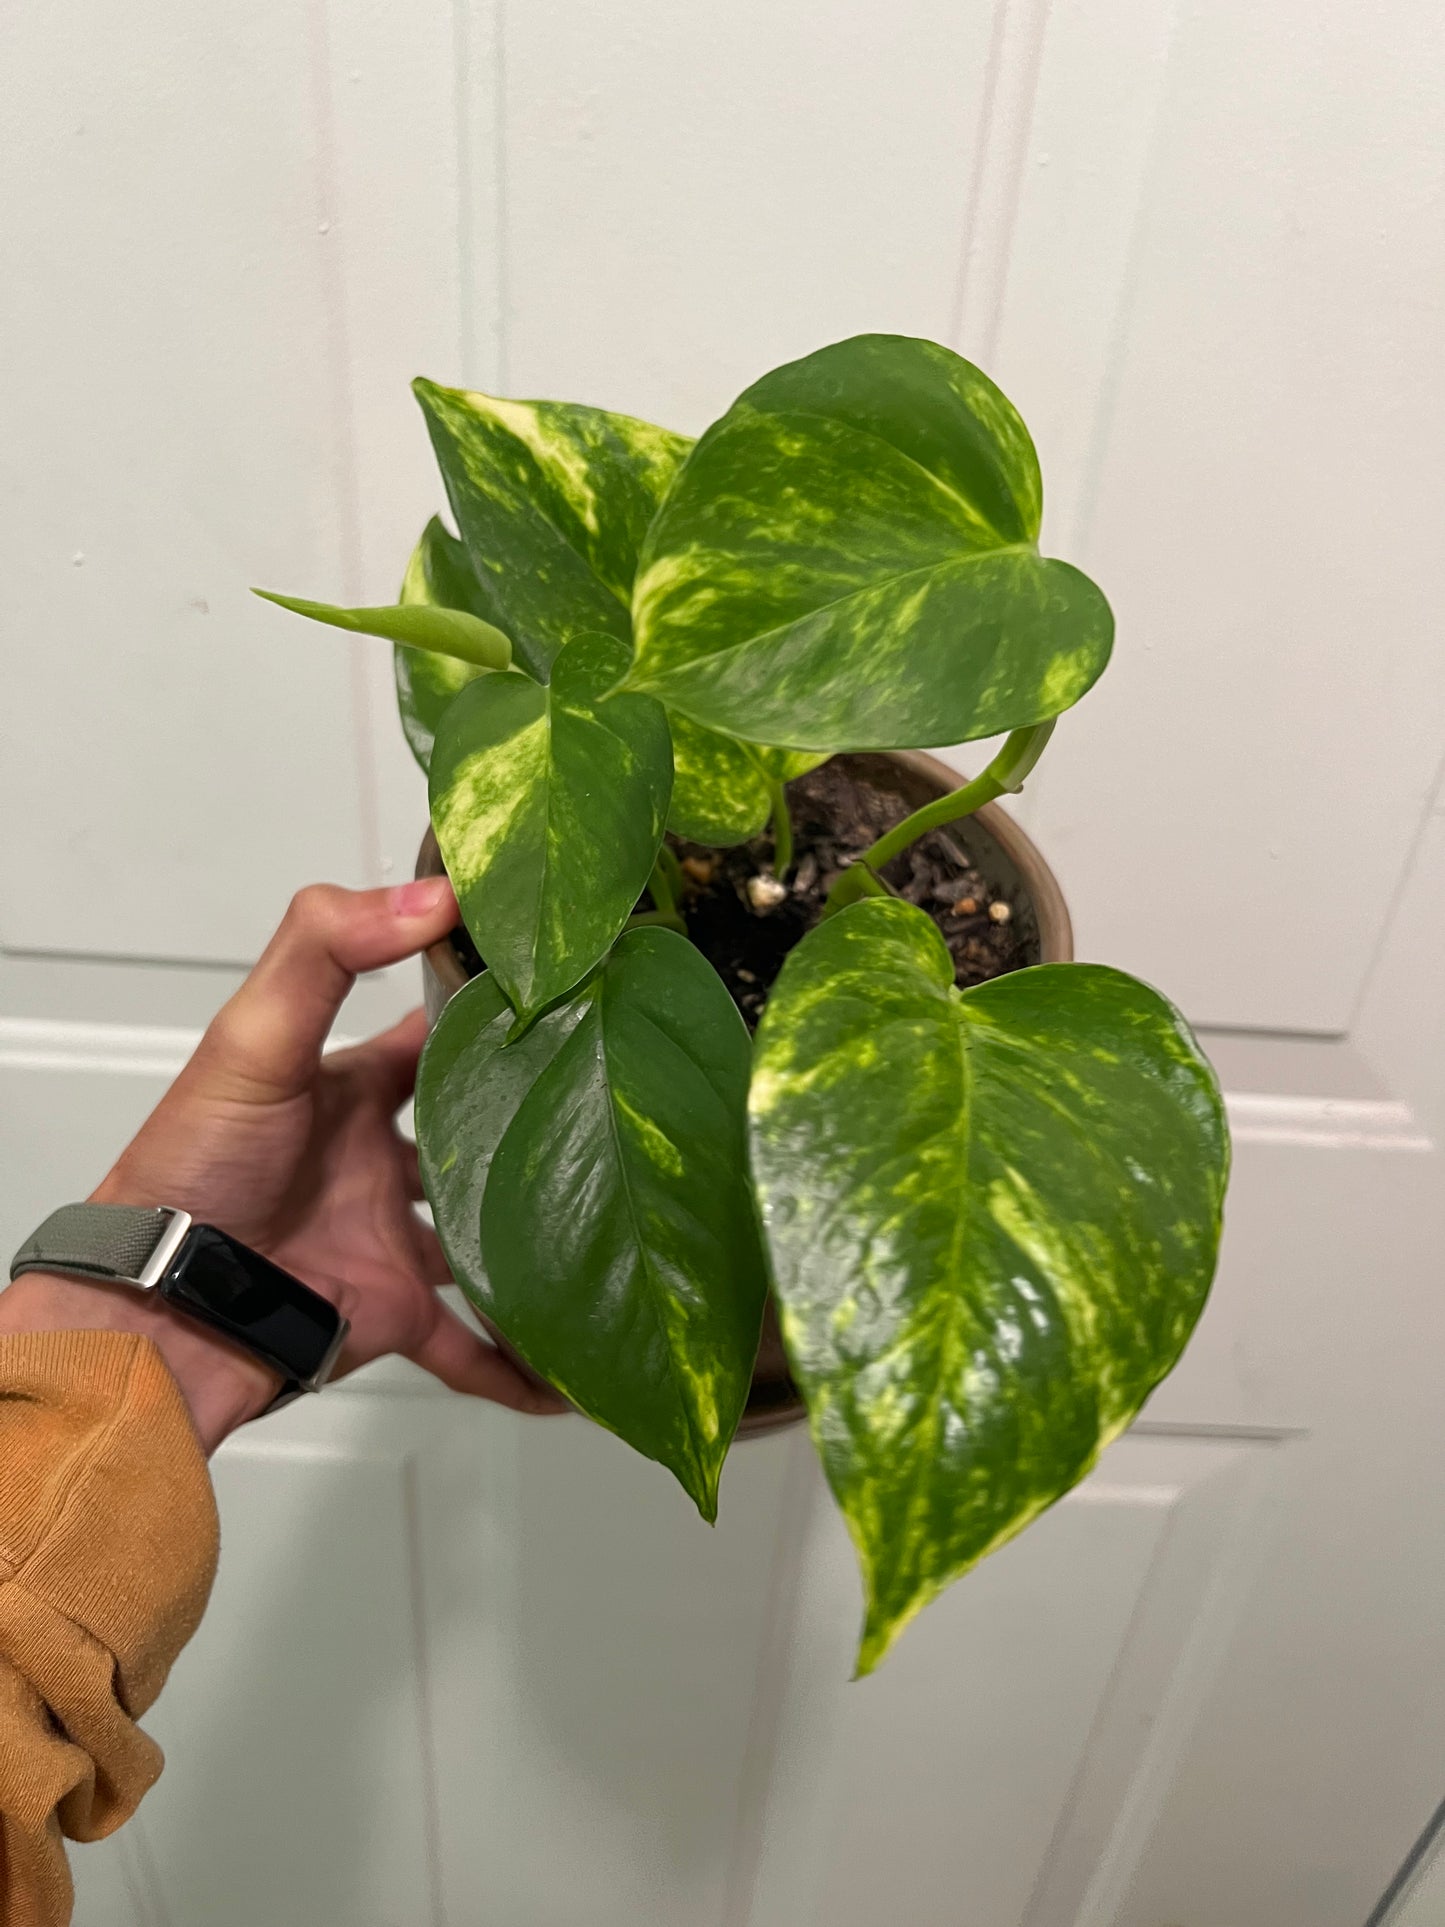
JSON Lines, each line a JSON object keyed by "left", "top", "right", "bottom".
{"left": 388, "top": 876, "right": 454, "bottom": 918}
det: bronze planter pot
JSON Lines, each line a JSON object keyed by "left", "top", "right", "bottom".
{"left": 415, "top": 750, "right": 1073, "bottom": 1440}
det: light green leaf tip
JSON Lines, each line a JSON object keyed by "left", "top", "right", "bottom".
{"left": 392, "top": 517, "right": 502, "bottom": 775}
{"left": 253, "top": 588, "right": 512, "bottom": 671}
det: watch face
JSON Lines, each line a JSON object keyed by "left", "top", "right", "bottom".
{"left": 162, "top": 1226, "right": 343, "bottom": 1384}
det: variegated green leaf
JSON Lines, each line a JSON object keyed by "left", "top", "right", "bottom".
{"left": 395, "top": 511, "right": 792, "bottom": 845}
{"left": 429, "top": 631, "right": 672, "bottom": 1019}
{"left": 667, "top": 715, "right": 827, "bottom": 847}
{"left": 413, "top": 379, "right": 692, "bottom": 682}
{"left": 252, "top": 587, "right": 510, "bottom": 670}
{"left": 752, "top": 746, "right": 829, "bottom": 782}
{"left": 667, "top": 714, "right": 773, "bottom": 845}
{"left": 481, "top": 928, "right": 768, "bottom": 1519}
{"left": 394, "top": 516, "right": 507, "bottom": 773}
{"left": 415, "top": 972, "right": 590, "bottom": 1315}
{"left": 627, "top": 334, "right": 1113, "bottom": 750}
{"left": 749, "top": 897, "right": 1228, "bottom": 1673}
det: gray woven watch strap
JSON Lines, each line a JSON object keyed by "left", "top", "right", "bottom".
{"left": 10, "top": 1204, "right": 173, "bottom": 1283}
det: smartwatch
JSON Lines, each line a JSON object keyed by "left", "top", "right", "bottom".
{"left": 8, "top": 1204, "right": 349, "bottom": 1413}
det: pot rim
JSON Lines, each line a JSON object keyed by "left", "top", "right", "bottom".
{"left": 416, "top": 746, "right": 1074, "bottom": 994}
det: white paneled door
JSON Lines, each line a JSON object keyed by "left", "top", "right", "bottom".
{"left": 2, "top": 1, "right": 1442, "bottom": 1923}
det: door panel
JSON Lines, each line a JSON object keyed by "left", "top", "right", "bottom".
{"left": 740, "top": 1432, "right": 1286, "bottom": 1927}
{"left": 125, "top": 1437, "right": 444, "bottom": 1927}
{"left": 1115, "top": 1115, "right": 1445, "bottom": 1926}
{"left": 499, "top": 0, "right": 998, "bottom": 427}
{"left": 0, "top": 0, "right": 371, "bottom": 962}
{"left": 996, "top": 0, "right": 1445, "bottom": 1033}
{"left": 5, "top": 0, "right": 1444, "bottom": 1921}
{"left": 68, "top": 1383, "right": 801, "bottom": 1927}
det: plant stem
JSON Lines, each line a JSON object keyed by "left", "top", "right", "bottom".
{"left": 645, "top": 846, "right": 687, "bottom": 933}
{"left": 655, "top": 842, "right": 684, "bottom": 900}
{"left": 824, "top": 720, "right": 1056, "bottom": 915}
{"left": 766, "top": 775, "right": 794, "bottom": 877}
{"left": 627, "top": 907, "right": 686, "bottom": 933}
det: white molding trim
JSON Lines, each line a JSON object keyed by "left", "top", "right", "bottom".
{"left": 1224, "top": 1092, "right": 1433, "bottom": 1155}
{"left": 949, "top": 0, "right": 1054, "bottom": 368}
{"left": 3, "top": 1017, "right": 1433, "bottom": 1153}
{"left": 0, "top": 1017, "right": 361, "bottom": 1080}
{"left": 0, "top": 1017, "right": 203, "bottom": 1079}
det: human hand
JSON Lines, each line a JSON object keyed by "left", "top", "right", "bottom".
{"left": 0, "top": 879, "right": 564, "bottom": 1448}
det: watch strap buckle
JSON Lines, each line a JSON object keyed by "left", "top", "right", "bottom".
{"left": 135, "top": 1208, "right": 194, "bottom": 1289}
{"left": 10, "top": 1202, "right": 193, "bottom": 1290}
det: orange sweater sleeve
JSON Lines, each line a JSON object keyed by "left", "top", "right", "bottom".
{"left": 0, "top": 1332, "right": 219, "bottom": 1927}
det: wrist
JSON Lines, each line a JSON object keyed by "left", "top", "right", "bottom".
{"left": 0, "top": 1269, "right": 280, "bottom": 1453}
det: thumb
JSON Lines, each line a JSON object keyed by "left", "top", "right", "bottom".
{"left": 198, "top": 878, "right": 457, "bottom": 1103}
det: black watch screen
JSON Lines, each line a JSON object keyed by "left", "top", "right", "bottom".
{"left": 161, "top": 1225, "right": 344, "bottom": 1389}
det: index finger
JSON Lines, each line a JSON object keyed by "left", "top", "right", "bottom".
{"left": 199, "top": 879, "right": 456, "bottom": 1104}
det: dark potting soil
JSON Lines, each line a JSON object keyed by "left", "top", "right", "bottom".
{"left": 670, "top": 758, "right": 1027, "bottom": 1027}
{"left": 448, "top": 756, "right": 1028, "bottom": 1029}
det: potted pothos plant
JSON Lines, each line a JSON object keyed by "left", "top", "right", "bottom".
{"left": 259, "top": 333, "right": 1228, "bottom": 1675}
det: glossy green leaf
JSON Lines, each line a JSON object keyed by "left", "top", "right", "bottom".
{"left": 415, "top": 972, "right": 590, "bottom": 1315}
{"left": 749, "top": 897, "right": 1228, "bottom": 1673}
{"left": 394, "top": 516, "right": 508, "bottom": 772}
{"left": 627, "top": 333, "right": 1113, "bottom": 750}
{"left": 666, "top": 715, "right": 827, "bottom": 847}
{"left": 413, "top": 379, "right": 692, "bottom": 682}
{"left": 481, "top": 928, "right": 769, "bottom": 1518}
{"left": 429, "top": 631, "right": 672, "bottom": 1019}
{"left": 666, "top": 712, "right": 773, "bottom": 845}
{"left": 752, "top": 746, "right": 829, "bottom": 782}
{"left": 252, "top": 587, "right": 510, "bottom": 670}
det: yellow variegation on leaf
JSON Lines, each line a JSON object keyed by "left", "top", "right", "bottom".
{"left": 667, "top": 714, "right": 828, "bottom": 847}
{"left": 407, "top": 381, "right": 813, "bottom": 843}
{"left": 748, "top": 898, "right": 1228, "bottom": 1673}
{"left": 429, "top": 631, "right": 672, "bottom": 1020}
{"left": 412, "top": 379, "right": 693, "bottom": 683}
{"left": 626, "top": 334, "right": 1113, "bottom": 750}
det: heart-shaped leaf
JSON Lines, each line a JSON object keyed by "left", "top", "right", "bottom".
{"left": 627, "top": 334, "right": 1113, "bottom": 750}
{"left": 429, "top": 630, "right": 672, "bottom": 1019}
{"left": 252, "top": 586, "right": 510, "bottom": 670}
{"left": 480, "top": 928, "right": 769, "bottom": 1519}
{"left": 394, "top": 516, "right": 509, "bottom": 773}
{"left": 749, "top": 897, "right": 1228, "bottom": 1673}
{"left": 415, "top": 972, "right": 591, "bottom": 1313}
{"left": 413, "top": 380, "right": 692, "bottom": 682}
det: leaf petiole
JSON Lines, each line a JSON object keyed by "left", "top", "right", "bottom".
{"left": 627, "top": 907, "right": 686, "bottom": 934}
{"left": 765, "top": 774, "right": 794, "bottom": 878}
{"left": 824, "top": 861, "right": 891, "bottom": 916}
{"left": 823, "top": 721, "right": 1056, "bottom": 916}
{"left": 644, "top": 846, "right": 688, "bottom": 933}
